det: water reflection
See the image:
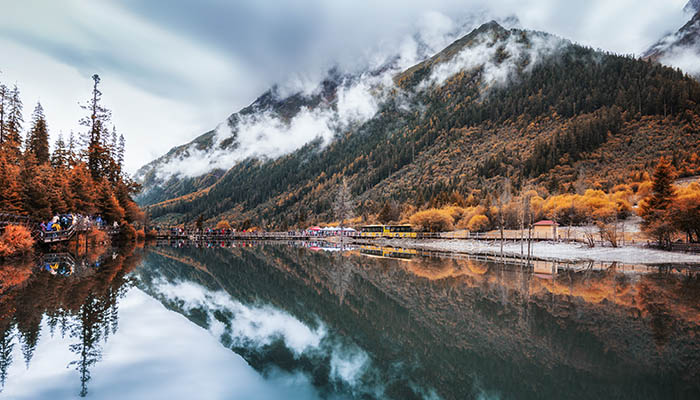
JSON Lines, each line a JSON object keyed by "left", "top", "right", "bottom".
{"left": 1, "top": 242, "right": 699, "bottom": 399}
{"left": 139, "top": 243, "right": 700, "bottom": 400}
{"left": 0, "top": 246, "right": 141, "bottom": 397}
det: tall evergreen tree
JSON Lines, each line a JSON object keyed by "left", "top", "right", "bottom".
{"left": 69, "top": 294, "right": 105, "bottom": 398}
{"left": 640, "top": 157, "right": 676, "bottom": 248}
{"left": 25, "top": 102, "right": 50, "bottom": 164}
{"left": 67, "top": 131, "right": 78, "bottom": 166}
{"left": 0, "top": 152, "right": 23, "bottom": 213}
{"left": 117, "top": 134, "right": 125, "bottom": 174}
{"left": 0, "top": 325, "right": 14, "bottom": 391}
{"left": 51, "top": 132, "right": 69, "bottom": 168}
{"left": 0, "top": 84, "right": 7, "bottom": 144}
{"left": 19, "top": 153, "right": 52, "bottom": 219}
{"left": 109, "top": 125, "right": 118, "bottom": 160}
{"left": 80, "top": 75, "right": 111, "bottom": 179}
{"left": 2, "top": 84, "right": 23, "bottom": 159}
{"left": 648, "top": 157, "right": 675, "bottom": 210}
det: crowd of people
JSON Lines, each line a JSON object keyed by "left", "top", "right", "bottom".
{"left": 38, "top": 214, "right": 119, "bottom": 234}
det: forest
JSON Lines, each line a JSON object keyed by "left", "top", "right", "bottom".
{"left": 0, "top": 245, "right": 142, "bottom": 396}
{"left": 143, "top": 28, "right": 700, "bottom": 235}
{"left": 0, "top": 74, "right": 144, "bottom": 253}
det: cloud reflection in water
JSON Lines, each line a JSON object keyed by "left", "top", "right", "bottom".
{"left": 3, "top": 289, "right": 323, "bottom": 400}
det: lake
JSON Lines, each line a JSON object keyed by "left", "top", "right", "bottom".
{"left": 1, "top": 242, "right": 699, "bottom": 399}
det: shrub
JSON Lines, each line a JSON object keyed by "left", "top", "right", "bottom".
{"left": 409, "top": 209, "right": 454, "bottom": 232}
{"left": 0, "top": 225, "right": 35, "bottom": 258}
{"left": 466, "top": 214, "right": 490, "bottom": 232}
{"left": 216, "top": 220, "right": 231, "bottom": 230}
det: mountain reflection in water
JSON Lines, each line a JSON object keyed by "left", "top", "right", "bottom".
{"left": 1, "top": 242, "right": 700, "bottom": 399}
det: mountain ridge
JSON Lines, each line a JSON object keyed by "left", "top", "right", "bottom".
{"left": 137, "top": 21, "right": 700, "bottom": 228}
{"left": 643, "top": 8, "right": 700, "bottom": 78}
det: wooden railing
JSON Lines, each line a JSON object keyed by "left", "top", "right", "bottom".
{"left": 1, "top": 212, "right": 121, "bottom": 244}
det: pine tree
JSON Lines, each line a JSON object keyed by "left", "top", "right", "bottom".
{"left": 19, "top": 154, "right": 52, "bottom": 219}
{"left": 0, "top": 84, "right": 7, "bottom": 144}
{"left": 98, "top": 183, "right": 125, "bottom": 223}
{"left": 117, "top": 134, "right": 125, "bottom": 175}
{"left": 67, "top": 131, "right": 78, "bottom": 166}
{"left": 0, "top": 152, "right": 24, "bottom": 213}
{"left": 2, "top": 84, "right": 23, "bottom": 160}
{"left": 378, "top": 200, "right": 400, "bottom": 223}
{"left": 69, "top": 164, "right": 97, "bottom": 215}
{"left": 25, "top": 102, "right": 50, "bottom": 164}
{"left": 110, "top": 126, "right": 118, "bottom": 160}
{"left": 0, "top": 326, "right": 14, "bottom": 391}
{"left": 648, "top": 157, "right": 675, "bottom": 211}
{"left": 51, "top": 132, "right": 68, "bottom": 169}
{"left": 640, "top": 157, "right": 676, "bottom": 248}
{"left": 80, "top": 75, "right": 111, "bottom": 179}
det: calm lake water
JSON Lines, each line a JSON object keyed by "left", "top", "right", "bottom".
{"left": 1, "top": 242, "right": 699, "bottom": 399}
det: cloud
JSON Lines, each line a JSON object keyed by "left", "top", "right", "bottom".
{"left": 1, "top": 289, "right": 324, "bottom": 400}
{"left": 419, "top": 29, "right": 569, "bottom": 90}
{"left": 0, "top": 0, "right": 692, "bottom": 174}
{"left": 152, "top": 279, "right": 326, "bottom": 355}
{"left": 146, "top": 276, "right": 426, "bottom": 398}
{"left": 659, "top": 46, "right": 700, "bottom": 76}
{"left": 154, "top": 70, "right": 392, "bottom": 179}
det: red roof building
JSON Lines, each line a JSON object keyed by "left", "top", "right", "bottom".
{"left": 533, "top": 220, "right": 559, "bottom": 226}
{"left": 533, "top": 220, "right": 559, "bottom": 239}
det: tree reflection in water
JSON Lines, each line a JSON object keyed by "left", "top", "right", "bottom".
{"left": 2, "top": 240, "right": 699, "bottom": 400}
{"left": 0, "top": 245, "right": 142, "bottom": 397}
{"left": 139, "top": 243, "right": 700, "bottom": 400}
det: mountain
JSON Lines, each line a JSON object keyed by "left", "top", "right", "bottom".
{"left": 644, "top": 7, "right": 700, "bottom": 78}
{"left": 685, "top": 0, "right": 700, "bottom": 13}
{"left": 137, "top": 21, "right": 700, "bottom": 228}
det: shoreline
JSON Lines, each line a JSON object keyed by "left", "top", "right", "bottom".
{"left": 347, "top": 237, "right": 700, "bottom": 265}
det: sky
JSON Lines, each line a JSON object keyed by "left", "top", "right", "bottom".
{"left": 0, "top": 0, "right": 693, "bottom": 173}
{"left": 2, "top": 288, "right": 324, "bottom": 399}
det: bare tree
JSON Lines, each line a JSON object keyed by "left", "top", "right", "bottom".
{"left": 498, "top": 178, "right": 512, "bottom": 255}
{"left": 581, "top": 225, "right": 597, "bottom": 248}
{"left": 333, "top": 178, "right": 354, "bottom": 231}
{"left": 597, "top": 214, "right": 624, "bottom": 248}
{"left": 519, "top": 188, "right": 533, "bottom": 258}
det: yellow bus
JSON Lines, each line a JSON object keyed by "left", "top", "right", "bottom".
{"left": 359, "top": 225, "right": 417, "bottom": 238}
{"left": 360, "top": 245, "right": 418, "bottom": 259}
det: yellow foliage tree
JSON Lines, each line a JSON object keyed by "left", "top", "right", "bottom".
{"left": 216, "top": 220, "right": 231, "bottom": 230}
{"left": 466, "top": 214, "right": 490, "bottom": 232}
{"left": 409, "top": 209, "right": 454, "bottom": 232}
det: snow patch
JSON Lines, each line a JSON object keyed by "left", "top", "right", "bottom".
{"left": 400, "top": 239, "right": 700, "bottom": 265}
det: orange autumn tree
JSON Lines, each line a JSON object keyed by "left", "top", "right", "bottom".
{"left": 638, "top": 157, "right": 676, "bottom": 248}
{"left": 669, "top": 183, "right": 700, "bottom": 243}
{"left": 0, "top": 75, "right": 143, "bottom": 236}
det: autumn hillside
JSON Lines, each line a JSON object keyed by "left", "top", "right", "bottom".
{"left": 142, "top": 22, "right": 700, "bottom": 229}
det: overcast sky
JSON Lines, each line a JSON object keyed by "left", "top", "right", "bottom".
{"left": 0, "top": 0, "right": 692, "bottom": 173}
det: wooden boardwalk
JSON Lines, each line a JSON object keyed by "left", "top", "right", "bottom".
{"left": 153, "top": 229, "right": 565, "bottom": 242}
{"left": 0, "top": 212, "right": 118, "bottom": 244}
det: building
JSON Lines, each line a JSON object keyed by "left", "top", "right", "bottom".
{"left": 533, "top": 220, "right": 559, "bottom": 239}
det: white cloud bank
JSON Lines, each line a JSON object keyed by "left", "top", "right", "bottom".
{"left": 154, "top": 70, "right": 393, "bottom": 180}
{"left": 0, "top": 0, "right": 691, "bottom": 174}
{"left": 420, "top": 29, "right": 569, "bottom": 90}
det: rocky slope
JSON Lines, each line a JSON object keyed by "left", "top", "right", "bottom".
{"left": 644, "top": 6, "right": 700, "bottom": 78}
{"left": 137, "top": 21, "right": 700, "bottom": 227}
